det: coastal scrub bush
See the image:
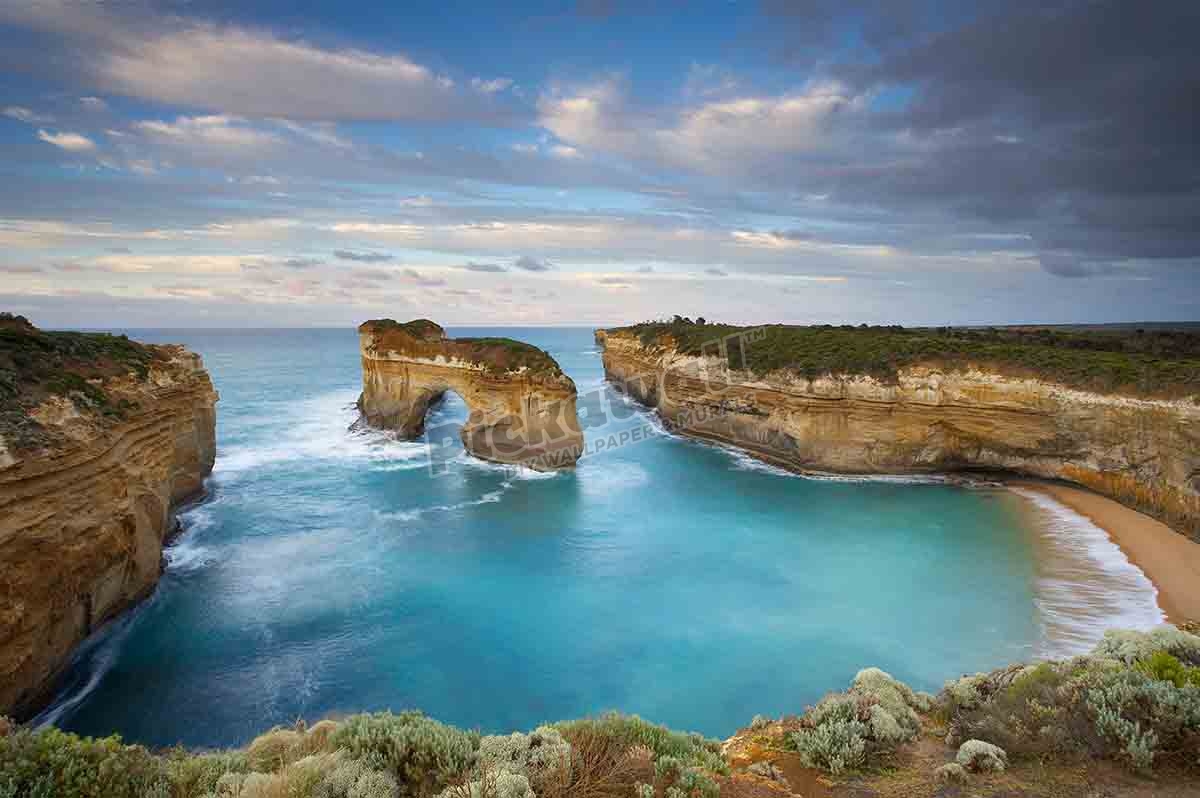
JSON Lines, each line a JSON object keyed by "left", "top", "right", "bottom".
{"left": 329, "top": 711, "right": 479, "bottom": 796}
{"left": 553, "top": 714, "right": 727, "bottom": 776}
{"left": 956, "top": 740, "right": 1007, "bottom": 773}
{"left": 788, "top": 667, "right": 929, "bottom": 774}
{"left": 933, "top": 762, "right": 968, "bottom": 784}
{"left": 164, "top": 749, "right": 249, "bottom": 797}
{"left": 0, "top": 726, "right": 169, "bottom": 798}
{"left": 1135, "top": 651, "right": 1200, "bottom": 688}
{"left": 476, "top": 726, "right": 572, "bottom": 781}
{"left": 941, "top": 628, "right": 1200, "bottom": 773}
{"left": 1092, "top": 627, "right": 1200, "bottom": 666}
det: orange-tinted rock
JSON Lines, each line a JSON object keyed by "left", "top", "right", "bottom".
{"left": 358, "top": 319, "right": 583, "bottom": 470}
{"left": 598, "top": 329, "right": 1200, "bottom": 540}
{"left": 0, "top": 329, "right": 217, "bottom": 718}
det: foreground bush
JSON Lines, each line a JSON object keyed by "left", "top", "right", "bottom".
{"left": 0, "top": 711, "right": 725, "bottom": 798}
{"left": 942, "top": 627, "right": 1200, "bottom": 773}
{"left": 787, "top": 667, "right": 933, "bottom": 773}
{"left": 3, "top": 627, "right": 1198, "bottom": 795}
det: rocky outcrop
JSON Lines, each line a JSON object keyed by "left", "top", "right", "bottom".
{"left": 0, "top": 318, "right": 217, "bottom": 718}
{"left": 597, "top": 328, "right": 1200, "bottom": 539}
{"left": 358, "top": 319, "right": 583, "bottom": 470}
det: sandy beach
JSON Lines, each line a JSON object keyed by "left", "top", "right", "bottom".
{"left": 1014, "top": 480, "right": 1200, "bottom": 624}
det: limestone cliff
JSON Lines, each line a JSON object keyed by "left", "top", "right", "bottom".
{"left": 597, "top": 327, "right": 1200, "bottom": 540}
{"left": 358, "top": 319, "right": 583, "bottom": 470}
{"left": 0, "top": 316, "right": 217, "bottom": 718}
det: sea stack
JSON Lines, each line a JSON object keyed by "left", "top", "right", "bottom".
{"left": 0, "top": 315, "right": 218, "bottom": 718}
{"left": 358, "top": 319, "right": 584, "bottom": 470}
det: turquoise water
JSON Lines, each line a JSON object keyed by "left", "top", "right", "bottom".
{"left": 39, "top": 327, "right": 1157, "bottom": 748}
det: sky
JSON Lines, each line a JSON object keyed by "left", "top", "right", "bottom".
{"left": 0, "top": 0, "right": 1197, "bottom": 328}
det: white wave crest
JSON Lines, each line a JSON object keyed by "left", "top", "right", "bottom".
{"left": 215, "top": 389, "right": 430, "bottom": 475}
{"left": 1013, "top": 487, "right": 1164, "bottom": 658}
{"left": 375, "top": 484, "right": 512, "bottom": 522}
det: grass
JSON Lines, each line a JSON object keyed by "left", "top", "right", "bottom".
{"left": 607, "top": 317, "right": 1200, "bottom": 398}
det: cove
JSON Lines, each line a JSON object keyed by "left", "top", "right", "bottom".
{"left": 39, "top": 327, "right": 1161, "bottom": 748}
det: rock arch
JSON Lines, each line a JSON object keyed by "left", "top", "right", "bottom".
{"left": 357, "top": 319, "right": 584, "bottom": 470}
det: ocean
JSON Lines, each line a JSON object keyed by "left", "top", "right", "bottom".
{"left": 37, "top": 327, "right": 1163, "bottom": 747}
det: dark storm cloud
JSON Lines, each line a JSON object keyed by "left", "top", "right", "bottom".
{"left": 333, "top": 250, "right": 394, "bottom": 263}
{"left": 762, "top": 0, "right": 1200, "bottom": 276}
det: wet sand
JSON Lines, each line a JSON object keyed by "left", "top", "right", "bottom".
{"left": 1013, "top": 480, "right": 1200, "bottom": 624}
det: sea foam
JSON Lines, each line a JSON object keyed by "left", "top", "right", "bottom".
{"left": 1013, "top": 487, "right": 1164, "bottom": 658}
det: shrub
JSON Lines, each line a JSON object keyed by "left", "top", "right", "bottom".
{"left": 789, "top": 667, "right": 929, "bottom": 773}
{"left": 1092, "top": 627, "right": 1200, "bottom": 666}
{"left": 1086, "top": 667, "right": 1200, "bottom": 772}
{"left": 933, "top": 762, "right": 968, "bottom": 784}
{"left": 329, "top": 711, "right": 479, "bottom": 797}
{"left": 940, "top": 630, "right": 1200, "bottom": 774}
{"left": 0, "top": 727, "right": 170, "bottom": 798}
{"left": 1135, "top": 651, "right": 1200, "bottom": 688}
{"left": 476, "top": 726, "right": 571, "bottom": 781}
{"left": 164, "top": 749, "right": 248, "bottom": 797}
{"left": 553, "top": 714, "right": 726, "bottom": 776}
{"left": 792, "top": 717, "right": 867, "bottom": 774}
{"left": 956, "top": 740, "right": 1007, "bottom": 773}
{"left": 438, "top": 769, "right": 533, "bottom": 798}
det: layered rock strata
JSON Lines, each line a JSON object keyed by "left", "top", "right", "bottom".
{"left": 358, "top": 319, "right": 584, "bottom": 470}
{"left": 0, "top": 318, "right": 217, "bottom": 718}
{"left": 597, "top": 328, "right": 1200, "bottom": 540}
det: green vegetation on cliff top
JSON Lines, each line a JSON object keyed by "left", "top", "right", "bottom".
{"left": 0, "top": 313, "right": 164, "bottom": 451}
{"left": 362, "top": 318, "right": 564, "bottom": 378}
{"left": 610, "top": 318, "right": 1200, "bottom": 398}
{"left": 2, "top": 627, "right": 1198, "bottom": 797}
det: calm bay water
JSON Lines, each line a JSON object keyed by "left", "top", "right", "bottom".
{"left": 40, "top": 327, "right": 1162, "bottom": 747}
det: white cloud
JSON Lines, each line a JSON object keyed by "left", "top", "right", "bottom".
{"left": 3, "top": 106, "right": 53, "bottom": 124}
{"left": 548, "top": 144, "right": 582, "bottom": 160}
{"left": 471, "top": 77, "right": 514, "bottom": 94}
{"left": 538, "top": 77, "right": 864, "bottom": 174}
{"left": 36, "top": 129, "right": 97, "bottom": 152}
{"left": 134, "top": 114, "right": 280, "bottom": 151}
{"left": 99, "top": 23, "right": 474, "bottom": 122}
{"left": 80, "top": 96, "right": 108, "bottom": 111}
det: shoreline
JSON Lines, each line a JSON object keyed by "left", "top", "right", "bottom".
{"left": 1011, "top": 479, "right": 1200, "bottom": 624}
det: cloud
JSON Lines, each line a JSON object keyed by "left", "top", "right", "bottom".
{"left": 471, "top": 77, "right": 514, "bottom": 94}
{"left": 37, "top": 129, "right": 96, "bottom": 152}
{"left": 0, "top": 3, "right": 508, "bottom": 124}
{"left": 282, "top": 257, "right": 322, "bottom": 269}
{"left": 704, "top": 267, "right": 727, "bottom": 276}
{"left": 3, "top": 106, "right": 53, "bottom": 124}
{"left": 80, "top": 96, "right": 108, "bottom": 111}
{"left": 514, "top": 255, "right": 554, "bottom": 272}
{"left": 134, "top": 115, "right": 280, "bottom": 151}
{"left": 459, "top": 261, "right": 508, "bottom": 273}
{"left": 538, "top": 76, "right": 863, "bottom": 174}
{"left": 403, "top": 268, "right": 446, "bottom": 286}
{"left": 333, "top": 250, "right": 394, "bottom": 263}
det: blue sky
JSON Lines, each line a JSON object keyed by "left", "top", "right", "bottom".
{"left": 1, "top": 0, "right": 1197, "bottom": 327}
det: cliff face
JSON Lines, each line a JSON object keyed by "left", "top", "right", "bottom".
{"left": 0, "top": 318, "right": 217, "bottom": 718}
{"left": 597, "top": 329, "right": 1200, "bottom": 539}
{"left": 359, "top": 319, "right": 583, "bottom": 470}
